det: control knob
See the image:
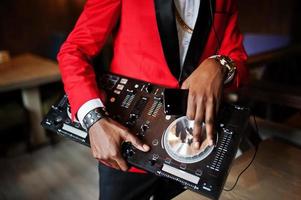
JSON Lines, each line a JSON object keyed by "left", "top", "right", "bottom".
{"left": 141, "top": 124, "right": 149, "bottom": 132}
{"left": 54, "top": 115, "right": 63, "bottom": 124}
{"left": 145, "top": 83, "right": 153, "bottom": 93}
{"left": 129, "top": 113, "right": 138, "bottom": 122}
{"left": 122, "top": 142, "right": 135, "bottom": 158}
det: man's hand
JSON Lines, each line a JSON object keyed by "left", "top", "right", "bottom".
{"left": 88, "top": 118, "right": 150, "bottom": 171}
{"left": 181, "top": 58, "right": 225, "bottom": 149}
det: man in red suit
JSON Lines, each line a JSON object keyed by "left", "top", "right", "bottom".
{"left": 58, "top": 0, "right": 248, "bottom": 199}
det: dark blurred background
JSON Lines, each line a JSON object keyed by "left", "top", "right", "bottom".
{"left": 0, "top": 0, "right": 84, "bottom": 58}
{"left": 0, "top": 0, "right": 300, "bottom": 56}
{"left": 1, "top": 0, "right": 300, "bottom": 140}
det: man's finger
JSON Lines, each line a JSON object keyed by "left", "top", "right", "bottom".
{"left": 186, "top": 92, "right": 197, "bottom": 120}
{"left": 205, "top": 100, "right": 215, "bottom": 146}
{"left": 200, "top": 138, "right": 211, "bottom": 151}
{"left": 99, "top": 159, "right": 120, "bottom": 170}
{"left": 123, "top": 131, "right": 150, "bottom": 152}
{"left": 215, "top": 91, "right": 222, "bottom": 114}
{"left": 193, "top": 122, "right": 202, "bottom": 149}
{"left": 99, "top": 160, "right": 112, "bottom": 168}
{"left": 114, "top": 153, "right": 128, "bottom": 172}
{"left": 192, "top": 99, "right": 205, "bottom": 149}
{"left": 181, "top": 80, "right": 189, "bottom": 89}
{"left": 109, "top": 161, "right": 121, "bottom": 170}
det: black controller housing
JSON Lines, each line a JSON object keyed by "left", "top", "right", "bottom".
{"left": 41, "top": 73, "right": 250, "bottom": 200}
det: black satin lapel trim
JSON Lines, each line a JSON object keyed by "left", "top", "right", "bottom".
{"left": 154, "top": 0, "right": 180, "bottom": 79}
{"left": 180, "top": 0, "right": 215, "bottom": 82}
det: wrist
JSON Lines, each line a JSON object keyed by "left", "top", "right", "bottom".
{"left": 209, "top": 55, "right": 236, "bottom": 84}
{"left": 83, "top": 107, "right": 107, "bottom": 131}
{"left": 77, "top": 98, "right": 104, "bottom": 127}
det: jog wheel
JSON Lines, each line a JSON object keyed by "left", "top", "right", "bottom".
{"left": 163, "top": 116, "right": 217, "bottom": 164}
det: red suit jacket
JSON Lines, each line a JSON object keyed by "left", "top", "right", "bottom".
{"left": 58, "top": 0, "right": 248, "bottom": 173}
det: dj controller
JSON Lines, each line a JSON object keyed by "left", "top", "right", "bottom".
{"left": 41, "top": 73, "right": 250, "bottom": 200}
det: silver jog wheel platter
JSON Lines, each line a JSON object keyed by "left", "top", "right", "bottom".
{"left": 163, "top": 116, "right": 216, "bottom": 164}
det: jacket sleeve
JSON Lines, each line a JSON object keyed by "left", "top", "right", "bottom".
{"left": 217, "top": 0, "right": 249, "bottom": 90}
{"left": 57, "top": 0, "right": 121, "bottom": 119}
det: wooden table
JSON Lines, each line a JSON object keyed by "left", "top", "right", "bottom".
{"left": 173, "top": 139, "right": 301, "bottom": 200}
{"left": 0, "top": 53, "right": 61, "bottom": 146}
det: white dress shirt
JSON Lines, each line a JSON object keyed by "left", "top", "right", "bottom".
{"left": 174, "top": 0, "right": 200, "bottom": 68}
{"left": 77, "top": 0, "right": 200, "bottom": 126}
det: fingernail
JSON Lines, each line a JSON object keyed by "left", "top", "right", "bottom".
{"left": 208, "top": 140, "right": 214, "bottom": 146}
{"left": 143, "top": 144, "right": 150, "bottom": 151}
{"left": 194, "top": 142, "right": 200, "bottom": 149}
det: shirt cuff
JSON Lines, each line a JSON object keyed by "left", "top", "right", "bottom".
{"left": 209, "top": 54, "right": 221, "bottom": 59}
{"left": 77, "top": 98, "right": 104, "bottom": 127}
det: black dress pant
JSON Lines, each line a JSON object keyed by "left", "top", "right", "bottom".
{"left": 98, "top": 163, "right": 185, "bottom": 200}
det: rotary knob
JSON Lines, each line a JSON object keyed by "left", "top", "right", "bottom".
{"left": 54, "top": 115, "right": 63, "bottom": 124}
{"left": 129, "top": 113, "right": 138, "bottom": 122}
{"left": 121, "top": 142, "right": 135, "bottom": 158}
{"left": 141, "top": 124, "right": 149, "bottom": 132}
{"left": 145, "top": 83, "right": 153, "bottom": 93}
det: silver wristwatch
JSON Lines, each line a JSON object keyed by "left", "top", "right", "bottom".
{"left": 210, "top": 55, "right": 237, "bottom": 84}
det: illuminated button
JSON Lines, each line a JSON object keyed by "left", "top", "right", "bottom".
{"left": 114, "top": 90, "right": 121, "bottom": 94}
{"left": 152, "top": 154, "right": 159, "bottom": 160}
{"left": 180, "top": 164, "right": 187, "bottom": 170}
{"left": 152, "top": 139, "right": 159, "bottom": 146}
{"left": 120, "top": 78, "right": 128, "bottom": 84}
{"left": 165, "top": 115, "right": 171, "bottom": 120}
{"left": 202, "top": 182, "right": 213, "bottom": 191}
{"left": 195, "top": 169, "right": 203, "bottom": 176}
{"left": 165, "top": 157, "right": 172, "bottom": 164}
{"left": 117, "top": 84, "right": 124, "bottom": 90}
{"left": 134, "top": 84, "right": 139, "bottom": 89}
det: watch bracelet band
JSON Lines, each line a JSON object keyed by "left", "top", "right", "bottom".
{"left": 83, "top": 107, "right": 107, "bottom": 130}
{"left": 209, "top": 55, "right": 237, "bottom": 84}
